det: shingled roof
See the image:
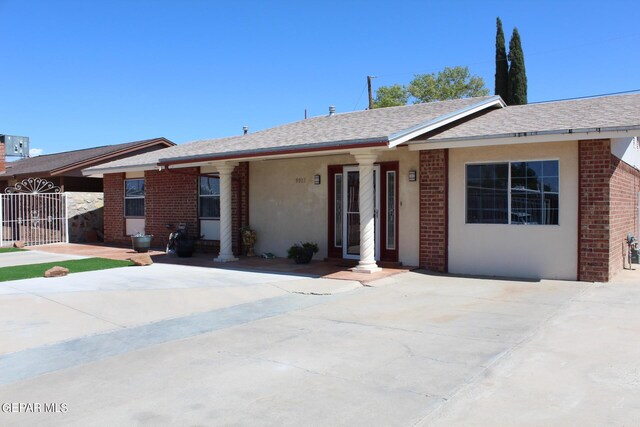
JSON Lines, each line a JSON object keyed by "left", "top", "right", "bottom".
{"left": 2, "top": 137, "right": 174, "bottom": 178}
{"left": 84, "top": 96, "right": 502, "bottom": 173}
{"left": 426, "top": 93, "right": 640, "bottom": 142}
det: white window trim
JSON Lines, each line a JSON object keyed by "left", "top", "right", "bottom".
{"left": 199, "top": 175, "right": 221, "bottom": 220}
{"left": 124, "top": 178, "right": 145, "bottom": 218}
{"left": 464, "top": 158, "right": 561, "bottom": 226}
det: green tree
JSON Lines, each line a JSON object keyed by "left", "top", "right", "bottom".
{"left": 494, "top": 17, "right": 509, "bottom": 101}
{"left": 373, "top": 84, "right": 409, "bottom": 108}
{"left": 507, "top": 27, "right": 527, "bottom": 105}
{"left": 407, "top": 66, "right": 489, "bottom": 103}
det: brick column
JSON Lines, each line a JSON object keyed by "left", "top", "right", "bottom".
{"left": 103, "top": 173, "right": 127, "bottom": 244}
{"left": 231, "top": 162, "right": 250, "bottom": 255}
{"left": 578, "top": 139, "right": 611, "bottom": 282}
{"left": 419, "top": 149, "right": 448, "bottom": 272}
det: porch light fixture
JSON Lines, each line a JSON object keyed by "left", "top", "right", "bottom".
{"left": 314, "top": 174, "right": 321, "bottom": 185}
{"left": 408, "top": 170, "right": 417, "bottom": 182}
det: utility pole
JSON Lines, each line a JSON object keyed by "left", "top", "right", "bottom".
{"left": 367, "top": 75, "right": 376, "bottom": 109}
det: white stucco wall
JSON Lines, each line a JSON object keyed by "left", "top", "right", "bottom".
{"left": 448, "top": 141, "right": 578, "bottom": 280}
{"left": 248, "top": 148, "right": 420, "bottom": 265}
{"left": 611, "top": 137, "right": 640, "bottom": 168}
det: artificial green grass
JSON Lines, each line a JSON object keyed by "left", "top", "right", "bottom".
{"left": 0, "top": 257, "right": 134, "bottom": 282}
{"left": 0, "top": 247, "right": 27, "bottom": 253}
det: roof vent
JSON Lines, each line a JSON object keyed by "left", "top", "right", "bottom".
{"left": 243, "top": 126, "right": 248, "bottom": 135}
{"left": 328, "top": 106, "right": 336, "bottom": 116}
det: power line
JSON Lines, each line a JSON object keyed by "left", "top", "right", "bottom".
{"left": 352, "top": 83, "right": 368, "bottom": 111}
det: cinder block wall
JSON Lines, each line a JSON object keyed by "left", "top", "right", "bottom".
{"left": 419, "top": 149, "right": 448, "bottom": 272}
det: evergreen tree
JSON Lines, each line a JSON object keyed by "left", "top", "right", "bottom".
{"left": 507, "top": 27, "right": 527, "bottom": 105}
{"left": 494, "top": 17, "right": 508, "bottom": 101}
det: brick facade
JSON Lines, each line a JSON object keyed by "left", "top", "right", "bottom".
{"left": 231, "top": 162, "right": 250, "bottom": 255}
{"left": 103, "top": 173, "right": 126, "bottom": 244}
{"left": 578, "top": 139, "right": 640, "bottom": 282}
{"left": 419, "top": 149, "right": 448, "bottom": 272}
{"left": 102, "top": 162, "right": 250, "bottom": 254}
{"left": 144, "top": 168, "right": 199, "bottom": 248}
{"left": 609, "top": 153, "right": 640, "bottom": 279}
{"left": 0, "top": 142, "right": 5, "bottom": 173}
{"left": 578, "top": 140, "right": 611, "bottom": 282}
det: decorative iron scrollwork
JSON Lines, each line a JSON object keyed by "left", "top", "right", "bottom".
{"left": 5, "top": 178, "right": 62, "bottom": 194}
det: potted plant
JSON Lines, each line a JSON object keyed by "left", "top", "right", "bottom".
{"left": 131, "top": 232, "right": 153, "bottom": 253}
{"left": 287, "top": 241, "right": 319, "bottom": 264}
{"left": 240, "top": 225, "right": 257, "bottom": 257}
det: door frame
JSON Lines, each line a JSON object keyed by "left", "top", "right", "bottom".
{"left": 327, "top": 161, "right": 399, "bottom": 262}
{"left": 342, "top": 165, "right": 380, "bottom": 260}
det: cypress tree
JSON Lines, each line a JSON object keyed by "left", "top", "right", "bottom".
{"left": 494, "top": 17, "right": 508, "bottom": 102}
{"left": 507, "top": 27, "right": 527, "bottom": 105}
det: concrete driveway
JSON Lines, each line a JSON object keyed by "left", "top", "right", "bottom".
{"left": 0, "top": 258, "right": 638, "bottom": 426}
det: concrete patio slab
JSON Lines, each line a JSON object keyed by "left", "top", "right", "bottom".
{"left": 0, "top": 263, "right": 638, "bottom": 426}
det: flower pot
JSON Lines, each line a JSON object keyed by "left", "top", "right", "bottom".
{"left": 131, "top": 235, "right": 153, "bottom": 253}
{"left": 175, "top": 238, "right": 195, "bottom": 258}
{"left": 242, "top": 230, "right": 257, "bottom": 257}
{"left": 294, "top": 248, "right": 315, "bottom": 264}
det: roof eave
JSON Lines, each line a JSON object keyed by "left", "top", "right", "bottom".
{"left": 157, "top": 138, "right": 389, "bottom": 167}
{"left": 389, "top": 96, "right": 506, "bottom": 148}
{"left": 81, "top": 163, "right": 161, "bottom": 177}
{"left": 408, "top": 125, "right": 640, "bottom": 150}
{"left": 54, "top": 138, "right": 174, "bottom": 175}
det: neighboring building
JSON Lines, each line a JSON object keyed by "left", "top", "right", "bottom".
{"left": 0, "top": 137, "right": 175, "bottom": 191}
{"left": 84, "top": 94, "right": 640, "bottom": 282}
{"left": 0, "top": 138, "right": 175, "bottom": 244}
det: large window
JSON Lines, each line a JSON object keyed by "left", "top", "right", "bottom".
{"left": 466, "top": 160, "right": 559, "bottom": 225}
{"left": 199, "top": 175, "right": 220, "bottom": 218}
{"left": 124, "top": 179, "right": 145, "bottom": 217}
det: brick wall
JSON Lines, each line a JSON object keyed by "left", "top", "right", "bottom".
{"left": 144, "top": 168, "right": 199, "bottom": 248}
{"left": 103, "top": 173, "right": 126, "bottom": 244}
{"left": 0, "top": 141, "right": 5, "bottom": 173}
{"left": 578, "top": 139, "right": 640, "bottom": 282}
{"left": 102, "top": 163, "right": 250, "bottom": 255}
{"left": 231, "top": 162, "right": 250, "bottom": 255}
{"left": 419, "top": 149, "right": 448, "bottom": 272}
{"left": 609, "top": 154, "right": 640, "bottom": 280}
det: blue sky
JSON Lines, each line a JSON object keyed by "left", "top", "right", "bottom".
{"left": 1, "top": 0, "right": 639, "bottom": 157}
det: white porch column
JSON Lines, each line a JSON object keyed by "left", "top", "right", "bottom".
{"left": 214, "top": 162, "right": 238, "bottom": 262}
{"left": 352, "top": 152, "right": 381, "bottom": 273}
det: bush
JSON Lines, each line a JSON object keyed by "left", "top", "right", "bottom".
{"left": 287, "top": 242, "right": 319, "bottom": 264}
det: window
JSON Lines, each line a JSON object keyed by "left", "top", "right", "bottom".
{"left": 124, "top": 179, "right": 145, "bottom": 217}
{"left": 386, "top": 171, "right": 396, "bottom": 249}
{"left": 199, "top": 175, "right": 220, "bottom": 218}
{"left": 466, "top": 164, "right": 509, "bottom": 224}
{"left": 466, "top": 160, "right": 559, "bottom": 225}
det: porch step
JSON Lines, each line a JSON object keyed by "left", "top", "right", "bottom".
{"left": 324, "top": 257, "right": 403, "bottom": 269}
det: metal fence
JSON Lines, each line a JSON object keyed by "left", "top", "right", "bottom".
{"left": 1, "top": 178, "right": 69, "bottom": 247}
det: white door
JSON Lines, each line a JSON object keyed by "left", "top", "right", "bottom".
{"left": 342, "top": 165, "right": 380, "bottom": 260}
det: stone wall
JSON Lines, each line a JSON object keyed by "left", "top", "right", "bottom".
{"left": 66, "top": 192, "right": 104, "bottom": 243}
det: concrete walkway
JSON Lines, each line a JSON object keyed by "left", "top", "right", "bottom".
{"left": 0, "top": 259, "right": 638, "bottom": 426}
{"left": 0, "top": 249, "right": 87, "bottom": 268}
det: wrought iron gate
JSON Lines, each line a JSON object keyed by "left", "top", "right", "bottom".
{"left": 0, "top": 178, "right": 68, "bottom": 247}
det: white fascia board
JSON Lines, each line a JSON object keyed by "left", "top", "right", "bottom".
{"left": 81, "top": 163, "right": 160, "bottom": 177}
{"left": 388, "top": 97, "right": 506, "bottom": 148}
{"left": 409, "top": 128, "right": 640, "bottom": 151}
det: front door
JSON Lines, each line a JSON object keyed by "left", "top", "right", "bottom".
{"left": 342, "top": 165, "right": 380, "bottom": 260}
{"left": 327, "top": 162, "right": 399, "bottom": 262}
